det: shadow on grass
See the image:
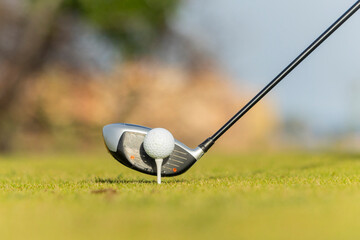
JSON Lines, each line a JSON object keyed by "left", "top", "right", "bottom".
{"left": 94, "top": 177, "right": 189, "bottom": 184}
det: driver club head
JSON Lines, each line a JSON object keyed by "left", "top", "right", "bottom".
{"left": 103, "top": 123, "right": 204, "bottom": 177}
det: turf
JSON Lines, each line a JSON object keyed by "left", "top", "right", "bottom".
{"left": 0, "top": 151, "right": 360, "bottom": 240}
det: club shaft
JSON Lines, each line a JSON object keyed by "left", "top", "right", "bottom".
{"left": 200, "top": 0, "right": 360, "bottom": 151}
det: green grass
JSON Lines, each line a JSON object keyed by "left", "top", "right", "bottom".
{"left": 1, "top": 151, "right": 360, "bottom": 240}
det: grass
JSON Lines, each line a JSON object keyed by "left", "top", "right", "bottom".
{"left": 0, "top": 150, "right": 360, "bottom": 240}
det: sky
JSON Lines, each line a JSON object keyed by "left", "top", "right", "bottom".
{"left": 173, "top": 0, "right": 360, "bottom": 135}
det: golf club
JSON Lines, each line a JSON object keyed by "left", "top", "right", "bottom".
{"left": 103, "top": 0, "right": 360, "bottom": 177}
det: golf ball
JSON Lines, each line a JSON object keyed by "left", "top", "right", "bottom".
{"left": 143, "top": 128, "right": 175, "bottom": 159}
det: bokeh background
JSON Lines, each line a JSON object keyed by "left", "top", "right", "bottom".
{"left": 1, "top": 0, "right": 360, "bottom": 153}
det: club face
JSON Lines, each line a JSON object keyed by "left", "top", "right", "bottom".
{"left": 103, "top": 123, "right": 204, "bottom": 177}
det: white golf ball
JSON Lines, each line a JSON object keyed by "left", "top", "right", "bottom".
{"left": 143, "top": 128, "right": 175, "bottom": 159}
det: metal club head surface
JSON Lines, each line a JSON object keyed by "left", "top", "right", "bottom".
{"left": 103, "top": 123, "right": 204, "bottom": 177}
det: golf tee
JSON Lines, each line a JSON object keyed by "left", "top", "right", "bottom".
{"left": 155, "top": 159, "right": 163, "bottom": 184}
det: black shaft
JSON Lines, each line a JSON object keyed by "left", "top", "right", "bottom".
{"left": 199, "top": 0, "right": 360, "bottom": 152}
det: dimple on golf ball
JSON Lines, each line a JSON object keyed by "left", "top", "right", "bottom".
{"left": 143, "top": 128, "right": 175, "bottom": 159}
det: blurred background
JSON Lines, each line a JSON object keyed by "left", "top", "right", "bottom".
{"left": 0, "top": 0, "right": 359, "bottom": 153}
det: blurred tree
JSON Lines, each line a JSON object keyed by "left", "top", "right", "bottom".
{"left": 0, "top": 0, "right": 63, "bottom": 150}
{"left": 63, "top": 0, "right": 179, "bottom": 56}
{"left": 0, "top": 0, "right": 180, "bottom": 151}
